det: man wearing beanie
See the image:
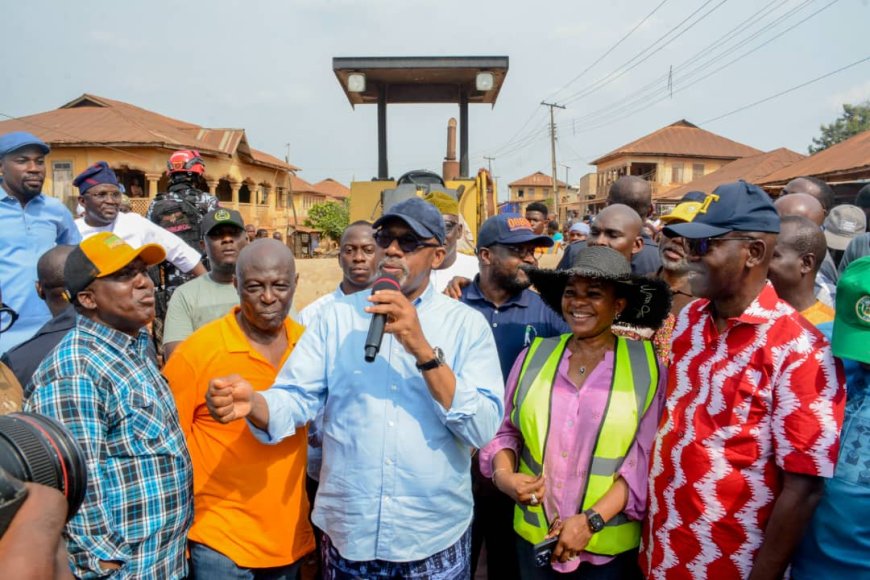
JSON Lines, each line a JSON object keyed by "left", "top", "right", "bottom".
{"left": 25, "top": 232, "right": 193, "bottom": 578}
{"left": 74, "top": 161, "right": 206, "bottom": 278}
{"left": 791, "top": 256, "right": 870, "bottom": 578}
{"left": 0, "top": 131, "right": 80, "bottom": 354}
{"left": 641, "top": 181, "right": 846, "bottom": 579}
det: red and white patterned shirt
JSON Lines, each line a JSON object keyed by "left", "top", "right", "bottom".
{"left": 641, "top": 282, "right": 845, "bottom": 579}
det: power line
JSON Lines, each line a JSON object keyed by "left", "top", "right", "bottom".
{"left": 699, "top": 54, "right": 870, "bottom": 124}
{"left": 545, "top": 0, "right": 672, "bottom": 102}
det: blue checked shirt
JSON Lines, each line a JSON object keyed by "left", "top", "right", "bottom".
{"left": 252, "top": 283, "right": 505, "bottom": 562}
{"left": 24, "top": 315, "right": 193, "bottom": 579}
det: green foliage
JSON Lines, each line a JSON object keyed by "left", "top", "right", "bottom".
{"left": 304, "top": 200, "right": 349, "bottom": 241}
{"left": 809, "top": 101, "right": 870, "bottom": 154}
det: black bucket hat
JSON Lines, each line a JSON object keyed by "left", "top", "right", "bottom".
{"left": 526, "top": 245, "right": 672, "bottom": 330}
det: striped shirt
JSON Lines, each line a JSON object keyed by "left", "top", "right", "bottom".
{"left": 25, "top": 315, "right": 193, "bottom": 579}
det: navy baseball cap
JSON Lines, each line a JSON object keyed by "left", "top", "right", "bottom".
{"left": 0, "top": 131, "right": 50, "bottom": 157}
{"left": 664, "top": 180, "right": 780, "bottom": 239}
{"left": 477, "top": 214, "right": 554, "bottom": 249}
{"left": 373, "top": 197, "right": 446, "bottom": 244}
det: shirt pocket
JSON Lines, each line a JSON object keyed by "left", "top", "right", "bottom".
{"left": 118, "top": 392, "right": 167, "bottom": 451}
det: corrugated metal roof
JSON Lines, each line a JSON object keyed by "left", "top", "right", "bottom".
{"left": 661, "top": 148, "right": 806, "bottom": 200}
{"left": 758, "top": 129, "right": 870, "bottom": 185}
{"left": 591, "top": 120, "right": 762, "bottom": 166}
{"left": 508, "top": 171, "right": 568, "bottom": 188}
{"left": 0, "top": 93, "right": 299, "bottom": 172}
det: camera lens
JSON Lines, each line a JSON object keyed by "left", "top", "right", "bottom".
{"left": 0, "top": 413, "right": 88, "bottom": 521}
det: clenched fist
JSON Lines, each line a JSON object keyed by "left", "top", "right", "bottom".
{"left": 206, "top": 374, "right": 256, "bottom": 424}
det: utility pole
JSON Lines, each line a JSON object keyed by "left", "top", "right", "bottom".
{"left": 561, "top": 163, "right": 571, "bottom": 220}
{"left": 483, "top": 155, "right": 495, "bottom": 175}
{"left": 541, "top": 101, "right": 566, "bottom": 220}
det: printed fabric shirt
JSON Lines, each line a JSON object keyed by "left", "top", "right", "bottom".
{"left": 0, "top": 190, "right": 81, "bottom": 354}
{"left": 479, "top": 342, "right": 666, "bottom": 573}
{"left": 24, "top": 315, "right": 193, "bottom": 579}
{"left": 641, "top": 282, "right": 846, "bottom": 580}
{"left": 250, "top": 282, "right": 505, "bottom": 562}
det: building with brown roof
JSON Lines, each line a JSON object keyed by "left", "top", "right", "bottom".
{"left": 758, "top": 129, "right": 870, "bottom": 192}
{"left": 588, "top": 120, "right": 762, "bottom": 210}
{"left": 313, "top": 178, "right": 351, "bottom": 201}
{"left": 660, "top": 148, "right": 806, "bottom": 210}
{"left": 507, "top": 171, "right": 570, "bottom": 216}
{"left": 0, "top": 94, "right": 302, "bottom": 234}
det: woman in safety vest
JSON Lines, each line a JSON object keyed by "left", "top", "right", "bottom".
{"left": 480, "top": 245, "right": 671, "bottom": 579}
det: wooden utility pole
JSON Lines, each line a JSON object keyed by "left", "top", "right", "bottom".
{"left": 541, "top": 101, "right": 565, "bottom": 220}
{"left": 483, "top": 156, "right": 495, "bottom": 175}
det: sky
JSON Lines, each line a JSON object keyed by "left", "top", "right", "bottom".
{"left": 4, "top": 0, "right": 868, "bottom": 198}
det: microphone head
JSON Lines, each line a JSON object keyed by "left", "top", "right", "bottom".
{"left": 371, "top": 273, "right": 401, "bottom": 294}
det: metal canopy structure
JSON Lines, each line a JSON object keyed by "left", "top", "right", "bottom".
{"left": 333, "top": 56, "right": 509, "bottom": 179}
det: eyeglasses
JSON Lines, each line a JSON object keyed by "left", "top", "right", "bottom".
{"left": 686, "top": 236, "right": 757, "bottom": 256}
{"left": 86, "top": 190, "right": 123, "bottom": 201}
{"left": 373, "top": 231, "right": 440, "bottom": 253}
{"left": 495, "top": 244, "right": 537, "bottom": 259}
{"left": 443, "top": 220, "right": 460, "bottom": 233}
{"left": 0, "top": 303, "right": 19, "bottom": 334}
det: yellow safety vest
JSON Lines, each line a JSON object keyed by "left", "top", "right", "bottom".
{"left": 509, "top": 334, "right": 658, "bottom": 555}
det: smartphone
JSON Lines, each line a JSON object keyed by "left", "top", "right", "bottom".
{"left": 533, "top": 536, "right": 558, "bottom": 567}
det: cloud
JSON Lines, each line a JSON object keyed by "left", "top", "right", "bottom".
{"left": 827, "top": 80, "right": 870, "bottom": 111}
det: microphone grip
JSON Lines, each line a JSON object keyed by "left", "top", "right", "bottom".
{"left": 364, "top": 314, "right": 387, "bottom": 362}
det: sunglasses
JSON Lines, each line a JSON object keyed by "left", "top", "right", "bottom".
{"left": 373, "top": 231, "right": 440, "bottom": 253}
{"left": 495, "top": 244, "right": 538, "bottom": 259}
{"left": 686, "top": 236, "right": 757, "bottom": 256}
{"left": 0, "top": 303, "right": 19, "bottom": 334}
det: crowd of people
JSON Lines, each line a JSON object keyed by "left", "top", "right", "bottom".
{"left": 0, "top": 128, "right": 868, "bottom": 580}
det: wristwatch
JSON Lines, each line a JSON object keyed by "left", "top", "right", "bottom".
{"left": 584, "top": 509, "right": 606, "bottom": 534}
{"left": 416, "top": 347, "right": 445, "bottom": 372}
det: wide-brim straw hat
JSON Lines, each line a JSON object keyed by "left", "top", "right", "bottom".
{"left": 526, "top": 245, "right": 672, "bottom": 330}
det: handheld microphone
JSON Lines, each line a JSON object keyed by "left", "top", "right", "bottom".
{"left": 364, "top": 274, "right": 402, "bottom": 362}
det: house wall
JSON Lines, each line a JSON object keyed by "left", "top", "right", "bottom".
{"left": 595, "top": 155, "right": 732, "bottom": 198}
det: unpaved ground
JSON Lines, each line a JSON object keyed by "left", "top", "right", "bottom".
{"left": 294, "top": 257, "right": 343, "bottom": 311}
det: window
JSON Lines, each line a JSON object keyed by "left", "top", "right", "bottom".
{"left": 52, "top": 161, "right": 73, "bottom": 201}
{"left": 692, "top": 163, "right": 705, "bottom": 181}
{"left": 517, "top": 188, "right": 524, "bottom": 199}
{"left": 671, "top": 163, "right": 684, "bottom": 184}
{"left": 528, "top": 187, "right": 536, "bottom": 197}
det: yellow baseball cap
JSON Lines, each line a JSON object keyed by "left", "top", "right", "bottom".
{"left": 65, "top": 232, "right": 166, "bottom": 297}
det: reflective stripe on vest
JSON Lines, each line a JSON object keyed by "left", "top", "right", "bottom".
{"left": 510, "top": 335, "right": 658, "bottom": 556}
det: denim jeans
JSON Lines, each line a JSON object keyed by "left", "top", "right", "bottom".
{"left": 322, "top": 526, "right": 472, "bottom": 579}
{"left": 515, "top": 537, "right": 641, "bottom": 580}
{"left": 189, "top": 541, "right": 303, "bottom": 580}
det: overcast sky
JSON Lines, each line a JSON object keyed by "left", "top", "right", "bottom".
{"left": 4, "top": 0, "right": 868, "bottom": 196}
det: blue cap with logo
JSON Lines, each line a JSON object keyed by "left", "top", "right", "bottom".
{"left": 73, "top": 162, "right": 119, "bottom": 195}
{"left": 664, "top": 180, "right": 780, "bottom": 239}
{"left": 477, "top": 214, "right": 554, "bottom": 249}
{"left": 373, "top": 197, "right": 446, "bottom": 244}
{"left": 0, "top": 131, "right": 50, "bottom": 157}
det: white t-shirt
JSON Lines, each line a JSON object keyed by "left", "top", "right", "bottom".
{"left": 75, "top": 212, "right": 202, "bottom": 273}
{"left": 430, "top": 251, "right": 479, "bottom": 293}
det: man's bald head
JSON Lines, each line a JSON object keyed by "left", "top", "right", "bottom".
{"left": 782, "top": 177, "right": 835, "bottom": 214}
{"left": 777, "top": 216, "right": 827, "bottom": 274}
{"left": 235, "top": 238, "right": 296, "bottom": 283}
{"left": 36, "top": 245, "right": 75, "bottom": 316}
{"left": 588, "top": 204, "right": 644, "bottom": 261}
{"left": 607, "top": 176, "right": 653, "bottom": 219}
{"left": 775, "top": 193, "right": 825, "bottom": 227}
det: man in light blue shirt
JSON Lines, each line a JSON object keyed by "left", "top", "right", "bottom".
{"left": 0, "top": 131, "right": 80, "bottom": 354}
{"left": 207, "top": 197, "right": 504, "bottom": 578}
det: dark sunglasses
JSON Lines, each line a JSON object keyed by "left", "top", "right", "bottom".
{"left": 0, "top": 303, "right": 19, "bottom": 334}
{"left": 373, "top": 231, "right": 440, "bottom": 253}
{"left": 495, "top": 244, "right": 537, "bottom": 259}
{"left": 686, "top": 236, "right": 757, "bottom": 257}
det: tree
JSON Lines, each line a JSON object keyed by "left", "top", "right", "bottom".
{"left": 304, "top": 200, "right": 349, "bottom": 241}
{"left": 809, "top": 101, "right": 870, "bottom": 154}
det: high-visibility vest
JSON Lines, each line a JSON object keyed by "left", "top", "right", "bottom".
{"left": 509, "top": 333, "right": 658, "bottom": 555}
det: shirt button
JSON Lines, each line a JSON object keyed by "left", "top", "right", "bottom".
{"left": 567, "top": 420, "right": 574, "bottom": 427}
{"left": 388, "top": 421, "right": 395, "bottom": 427}
{"left": 556, "top": 482, "right": 563, "bottom": 489}
{"left": 391, "top": 385, "right": 398, "bottom": 391}
{"left": 492, "top": 322, "right": 498, "bottom": 328}
{"left": 385, "top": 458, "right": 393, "bottom": 465}
{"left": 384, "top": 496, "right": 391, "bottom": 502}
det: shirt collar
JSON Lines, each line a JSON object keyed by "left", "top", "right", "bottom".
{"left": 76, "top": 314, "right": 150, "bottom": 354}
{"left": 222, "top": 307, "right": 303, "bottom": 356}
{"left": 698, "top": 281, "right": 779, "bottom": 326}
{"left": 0, "top": 188, "right": 44, "bottom": 206}
{"left": 464, "top": 276, "right": 531, "bottom": 308}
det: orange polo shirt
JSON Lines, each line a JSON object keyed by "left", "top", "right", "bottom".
{"left": 164, "top": 308, "right": 314, "bottom": 568}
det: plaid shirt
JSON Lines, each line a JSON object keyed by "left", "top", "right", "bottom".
{"left": 25, "top": 315, "right": 193, "bottom": 579}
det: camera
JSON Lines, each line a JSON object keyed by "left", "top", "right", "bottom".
{"left": 0, "top": 413, "right": 88, "bottom": 538}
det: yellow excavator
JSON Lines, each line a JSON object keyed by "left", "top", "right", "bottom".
{"left": 333, "top": 56, "right": 509, "bottom": 244}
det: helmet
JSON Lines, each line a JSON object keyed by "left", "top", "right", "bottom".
{"left": 167, "top": 150, "right": 205, "bottom": 175}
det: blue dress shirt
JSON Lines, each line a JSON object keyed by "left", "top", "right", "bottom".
{"left": 253, "top": 282, "right": 505, "bottom": 562}
{"left": 460, "top": 278, "right": 569, "bottom": 380}
{"left": 0, "top": 190, "right": 80, "bottom": 354}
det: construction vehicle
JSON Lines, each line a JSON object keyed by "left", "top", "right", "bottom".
{"left": 333, "top": 56, "right": 509, "bottom": 243}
